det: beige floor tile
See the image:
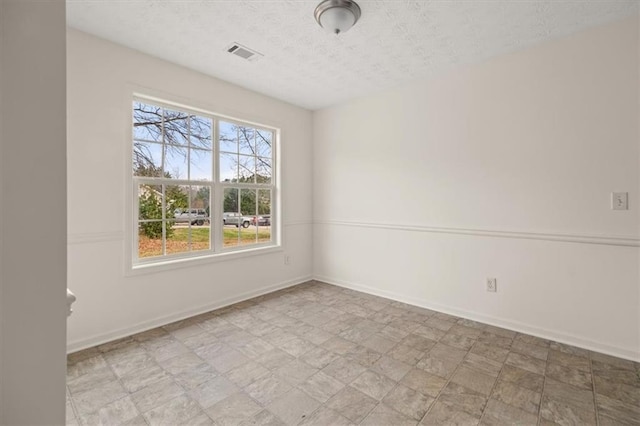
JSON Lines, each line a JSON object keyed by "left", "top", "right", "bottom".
{"left": 321, "top": 357, "right": 367, "bottom": 384}
{"left": 205, "top": 392, "right": 262, "bottom": 426}
{"left": 298, "top": 371, "right": 345, "bottom": 403}
{"left": 298, "top": 347, "right": 340, "bottom": 369}
{"left": 420, "top": 400, "right": 480, "bottom": 425}
{"left": 400, "top": 367, "right": 448, "bottom": 398}
{"left": 545, "top": 362, "right": 593, "bottom": 390}
{"left": 225, "top": 361, "right": 270, "bottom": 388}
{"left": 120, "top": 364, "right": 170, "bottom": 393}
{"left": 401, "top": 334, "right": 438, "bottom": 352}
{"left": 416, "top": 352, "right": 461, "bottom": 379}
{"left": 462, "top": 353, "right": 502, "bottom": 378}
{"left": 67, "top": 366, "right": 117, "bottom": 395}
{"left": 173, "top": 363, "right": 218, "bottom": 390}
{"left": 360, "top": 403, "right": 418, "bottom": 426}
{"left": 73, "top": 380, "right": 129, "bottom": 416}
{"left": 594, "top": 375, "right": 640, "bottom": 407}
{"left": 540, "top": 394, "right": 596, "bottom": 425}
{"left": 438, "top": 382, "right": 488, "bottom": 418}
{"left": 326, "top": 386, "right": 378, "bottom": 423}
{"left": 244, "top": 373, "right": 292, "bottom": 405}
{"left": 450, "top": 366, "right": 497, "bottom": 396}
{"left": 342, "top": 345, "right": 382, "bottom": 368}
{"left": 78, "top": 396, "right": 139, "bottom": 426}
{"left": 480, "top": 398, "right": 537, "bottom": 426}
{"left": 382, "top": 384, "right": 434, "bottom": 420}
{"left": 470, "top": 342, "right": 509, "bottom": 363}
{"left": 440, "top": 333, "right": 476, "bottom": 351}
{"left": 371, "top": 355, "right": 412, "bottom": 381}
{"left": 142, "top": 394, "right": 202, "bottom": 426}
{"left": 254, "top": 348, "right": 295, "bottom": 371}
{"left": 505, "top": 352, "right": 546, "bottom": 375}
{"left": 595, "top": 394, "right": 640, "bottom": 425}
{"left": 351, "top": 370, "right": 397, "bottom": 400}
{"left": 187, "top": 376, "right": 238, "bottom": 409}
{"left": 273, "top": 359, "right": 318, "bottom": 385}
{"left": 547, "top": 349, "right": 590, "bottom": 372}
{"left": 388, "top": 343, "right": 425, "bottom": 366}
{"left": 266, "top": 389, "right": 320, "bottom": 426}
{"left": 511, "top": 340, "right": 549, "bottom": 361}
{"left": 491, "top": 379, "right": 541, "bottom": 414}
{"left": 240, "top": 409, "right": 287, "bottom": 426}
{"left": 498, "top": 364, "right": 544, "bottom": 393}
{"left": 279, "top": 336, "right": 316, "bottom": 358}
{"left": 298, "top": 406, "right": 351, "bottom": 426}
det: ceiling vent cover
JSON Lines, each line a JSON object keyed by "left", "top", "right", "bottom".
{"left": 226, "top": 43, "right": 263, "bottom": 61}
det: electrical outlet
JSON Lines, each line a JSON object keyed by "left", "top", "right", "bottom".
{"left": 486, "top": 278, "right": 497, "bottom": 293}
{"left": 284, "top": 255, "right": 291, "bottom": 265}
{"left": 612, "top": 192, "right": 628, "bottom": 210}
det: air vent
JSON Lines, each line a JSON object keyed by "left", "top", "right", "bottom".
{"left": 226, "top": 43, "right": 263, "bottom": 61}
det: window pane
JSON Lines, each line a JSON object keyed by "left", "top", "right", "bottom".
{"left": 138, "top": 226, "right": 163, "bottom": 258}
{"left": 256, "top": 130, "right": 272, "bottom": 158}
{"left": 192, "top": 227, "right": 210, "bottom": 252}
{"left": 238, "top": 126, "right": 256, "bottom": 155}
{"left": 163, "top": 108, "right": 189, "bottom": 145}
{"left": 166, "top": 184, "right": 189, "bottom": 214}
{"left": 133, "top": 141, "right": 163, "bottom": 177}
{"left": 224, "top": 226, "right": 240, "bottom": 248}
{"left": 190, "top": 185, "right": 210, "bottom": 215}
{"left": 257, "top": 189, "right": 271, "bottom": 244}
{"left": 190, "top": 115, "right": 212, "bottom": 149}
{"left": 219, "top": 121, "right": 238, "bottom": 153}
{"left": 138, "top": 184, "right": 164, "bottom": 221}
{"left": 190, "top": 148, "right": 212, "bottom": 181}
{"left": 166, "top": 222, "right": 191, "bottom": 255}
{"left": 258, "top": 189, "right": 271, "bottom": 215}
{"left": 220, "top": 152, "right": 238, "bottom": 182}
{"left": 165, "top": 145, "right": 188, "bottom": 179}
{"left": 223, "top": 188, "right": 239, "bottom": 214}
{"left": 240, "top": 189, "right": 257, "bottom": 245}
{"left": 238, "top": 155, "right": 256, "bottom": 183}
{"left": 256, "top": 157, "right": 272, "bottom": 184}
{"left": 133, "top": 102, "right": 163, "bottom": 142}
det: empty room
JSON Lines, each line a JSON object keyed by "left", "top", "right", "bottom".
{"left": 1, "top": 0, "right": 639, "bottom": 425}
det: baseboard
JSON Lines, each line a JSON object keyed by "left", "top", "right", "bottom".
{"left": 314, "top": 274, "right": 640, "bottom": 363}
{"left": 67, "top": 275, "right": 313, "bottom": 354}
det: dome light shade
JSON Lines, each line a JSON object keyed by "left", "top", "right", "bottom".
{"left": 314, "top": 0, "right": 361, "bottom": 35}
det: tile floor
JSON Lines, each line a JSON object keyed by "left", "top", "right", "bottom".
{"left": 67, "top": 281, "right": 640, "bottom": 426}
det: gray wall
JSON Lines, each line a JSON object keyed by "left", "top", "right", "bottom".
{"left": 0, "top": 1, "right": 67, "bottom": 423}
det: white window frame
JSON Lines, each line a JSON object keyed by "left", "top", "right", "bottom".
{"left": 129, "top": 95, "right": 280, "bottom": 270}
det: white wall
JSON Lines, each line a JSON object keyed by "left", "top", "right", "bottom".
{"left": 66, "top": 30, "right": 313, "bottom": 352}
{"left": 313, "top": 17, "right": 640, "bottom": 361}
{"left": 1, "top": 0, "right": 67, "bottom": 423}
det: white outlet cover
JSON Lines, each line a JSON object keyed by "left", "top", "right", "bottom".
{"left": 612, "top": 192, "right": 628, "bottom": 210}
{"left": 486, "top": 278, "right": 497, "bottom": 292}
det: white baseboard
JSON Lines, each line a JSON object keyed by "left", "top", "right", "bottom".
{"left": 67, "top": 275, "right": 313, "bottom": 354}
{"left": 314, "top": 274, "right": 640, "bottom": 363}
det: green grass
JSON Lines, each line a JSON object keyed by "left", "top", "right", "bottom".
{"left": 139, "top": 226, "right": 272, "bottom": 258}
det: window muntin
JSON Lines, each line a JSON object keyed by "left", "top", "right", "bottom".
{"left": 132, "top": 99, "right": 276, "bottom": 265}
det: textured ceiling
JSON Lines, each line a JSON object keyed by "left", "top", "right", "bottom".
{"left": 66, "top": 0, "right": 639, "bottom": 110}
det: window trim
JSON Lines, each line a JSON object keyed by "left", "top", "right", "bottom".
{"left": 128, "top": 94, "right": 281, "bottom": 270}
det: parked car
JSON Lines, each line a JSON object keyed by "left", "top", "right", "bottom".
{"left": 250, "top": 215, "right": 271, "bottom": 226}
{"left": 223, "top": 212, "right": 250, "bottom": 228}
{"left": 174, "top": 208, "right": 208, "bottom": 226}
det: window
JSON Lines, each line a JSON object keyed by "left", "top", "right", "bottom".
{"left": 132, "top": 98, "right": 277, "bottom": 266}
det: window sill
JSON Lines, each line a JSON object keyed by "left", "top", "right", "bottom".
{"left": 126, "top": 244, "right": 283, "bottom": 276}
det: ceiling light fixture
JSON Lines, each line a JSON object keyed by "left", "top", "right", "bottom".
{"left": 314, "top": 0, "right": 361, "bottom": 35}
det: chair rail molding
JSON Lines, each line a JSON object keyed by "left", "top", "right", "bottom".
{"left": 314, "top": 219, "right": 640, "bottom": 247}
